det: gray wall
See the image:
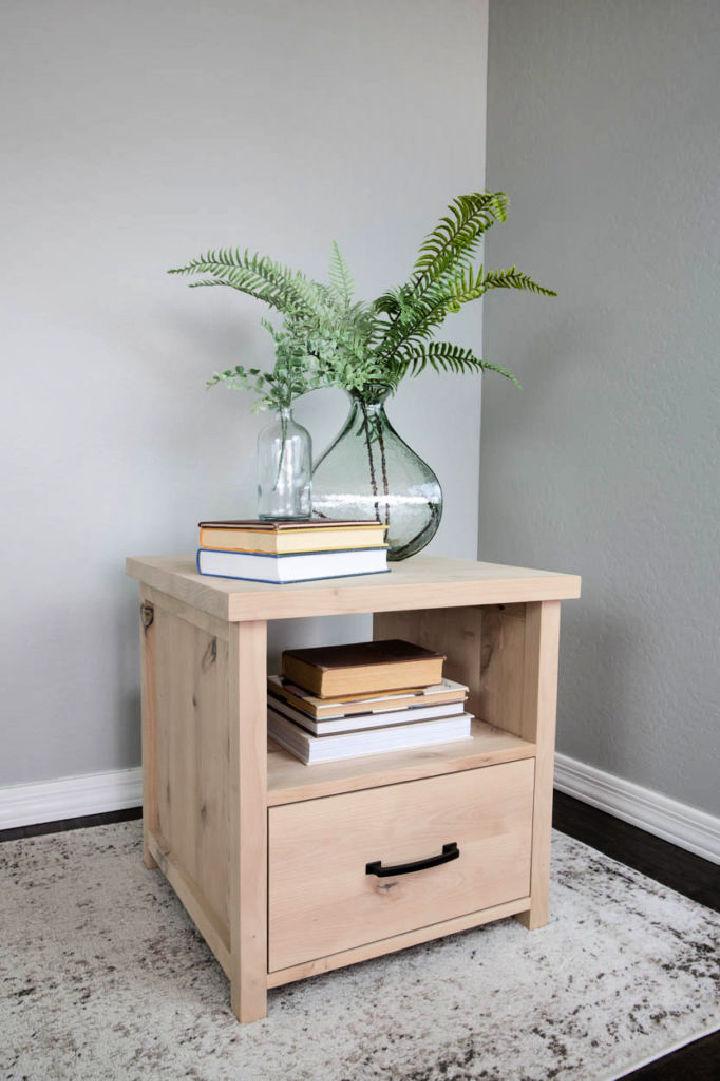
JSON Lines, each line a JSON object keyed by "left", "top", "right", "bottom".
{"left": 0, "top": 1, "right": 488, "bottom": 786}
{"left": 482, "top": 0, "right": 720, "bottom": 815}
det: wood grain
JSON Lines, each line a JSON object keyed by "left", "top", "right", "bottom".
{"left": 126, "top": 554, "right": 581, "bottom": 622}
{"left": 374, "top": 606, "right": 485, "bottom": 717}
{"left": 143, "top": 583, "right": 230, "bottom": 641}
{"left": 267, "top": 894, "right": 531, "bottom": 988}
{"left": 228, "top": 620, "right": 268, "bottom": 1023}
{"left": 477, "top": 603, "right": 528, "bottom": 737}
{"left": 268, "top": 760, "right": 533, "bottom": 972}
{"left": 146, "top": 828, "right": 230, "bottom": 976}
{"left": 151, "top": 606, "right": 230, "bottom": 930}
{"left": 267, "top": 721, "right": 535, "bottom": 806}
{"left": 516, "top": 600, "right": 561, "bottom": 930}
{"left": 128, "top": 555, "right": 578, "bottom": 1023}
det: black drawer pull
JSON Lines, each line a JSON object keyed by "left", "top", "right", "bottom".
{"left": 365, "top": 842, "right": 459, "bottom": 878}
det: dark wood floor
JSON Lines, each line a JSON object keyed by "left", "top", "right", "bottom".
{"left": 1, "top": 792, "right": 718, "bottom": 1076}
{"left": 0, "top": 805, "right": 142, "bottom": 843}
{"left": 553, "top": 792, "right": 720, "bottom": 1079}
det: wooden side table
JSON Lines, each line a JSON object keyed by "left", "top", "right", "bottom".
{"left": 126, "top": 555, "right": 581, "bottom": 1022}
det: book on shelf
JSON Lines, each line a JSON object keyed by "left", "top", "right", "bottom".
{"left": 281, "top": 639, "right": 445, "bottom": 697}
{"left": 268, "top": 694, "right": 466, "bottom": 736}
{"left": 266, "top": 674, "right": 469, "bottom": 719}
{"left": 267, "top": 707, "right": 473, "bottom": 765}
{"left": 196, "top": 546, "right": 388, "bottom": 584}
{"left": 198, "top": 518, "right": 386, "bottom": 554}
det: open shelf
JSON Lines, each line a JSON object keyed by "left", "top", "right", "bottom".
{"left": 266, "top": 720, "right": 535, "bottom": 806}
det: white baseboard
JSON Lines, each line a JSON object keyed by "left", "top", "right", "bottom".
{"left": 0, "top": 767, "right": 142, "bottom": 830}
{"left": 2, "top": 757, "right": 718, "bottom": 869}
{"left": 554, "top": 752, "right": 720, "bottom": 865}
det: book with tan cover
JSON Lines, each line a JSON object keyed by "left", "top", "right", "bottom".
{"left": 280, "top": 639, "right": 445, "bottom": 698}
{"left": 198, "top": 519, "right": 386, "bottom": 554}
{"left": 267, "top": 675, "right": 468, "bottom": 719}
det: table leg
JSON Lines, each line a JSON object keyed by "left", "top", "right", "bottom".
{"left": 139, "top": 592, "right": 158, "bottom": 870}
{"left": 517, "top": 600, "right": 561, "bottom": 929}
{"left": 228, "top": 620, "right": 268, "bottom": 1022}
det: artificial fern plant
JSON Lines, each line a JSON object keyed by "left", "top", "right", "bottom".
{"left": 169, "top": 191, "right": 555, "bottom": 407}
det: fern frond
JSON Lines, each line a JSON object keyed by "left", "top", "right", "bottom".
{"left": 168, "top": 248, "right": 325, "bottom": 316}
{"left": 328, "top": 241, "right": 354, "bottom": 307}
{"left": 206, "top": 364, "right": 269, "bottom": 389}
{"left": 481, "top": 266, "right": 556, "bottom": 296}
{"left": 372, "top": 193, "right": 509, "bottom": 361}
{"left": 412, "top": 192, "right": 508, "bottom": 287}
{"left": 445, "top": 264, "right": 486, "bottom": 307}
{"left": 396, "top": 342, "right": 521, "bottom": 387}
{"left": 187, "top": 277, "right": 233, "bottom": 289}
{"left": 372, "top": 259, "right": 555, "bottom": 364}
{"left": 372, "top": 280, "right": 461, "bottom": 355}
{"left": 372, "top": 291, "right": 402, "bottom": 316}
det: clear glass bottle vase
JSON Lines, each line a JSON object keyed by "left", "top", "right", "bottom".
{"left": 311, "top": 389, "right": 442, "bottom": 560}
{"left": 257, "top": 408, "right": 311, "bottom": 520}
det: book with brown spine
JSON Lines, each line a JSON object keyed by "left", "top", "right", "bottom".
{"left": 280, "top": 639, "right": 445, "bottom": 698}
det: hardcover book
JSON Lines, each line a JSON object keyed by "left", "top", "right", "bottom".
{"left": 267, "top": 707, "right": 472, "bottom": 764}
{"left": 281, "top": 639, "right": 445, "bottom": 697}
{"left": 266, "top": 675, "right": 468, "bottom": 719}
{"left": 196, "top": 546, "right": 387, "bottom": 584}
{"left": 198, "top": 519, "right": 386, "bottom": 555}
{"left": 267, "top": 695, "right": 466, "bottom": 736}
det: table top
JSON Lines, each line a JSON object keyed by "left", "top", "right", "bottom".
{"left": 126, "top": 555, "right": 581, "bottom": 622}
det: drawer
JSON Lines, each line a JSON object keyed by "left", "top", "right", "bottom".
{"left": 268, "top": 758, "right": 534, "bottom": 973}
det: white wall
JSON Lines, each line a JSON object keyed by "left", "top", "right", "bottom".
{"left": 482, "top": 0, "right": 720, "bottom": 817}
{"left": 0, "top": 0, "right": 488, "bottom": 786}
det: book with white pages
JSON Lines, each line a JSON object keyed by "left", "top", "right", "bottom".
{"left": 266, "top": 675, "right": 469, "bottom": 719}
{"left": 267, "top": 706, "right": 473, "bottom": 765}
{"left": 267, "top": 695, "right": 466, "bottom": 736}
{"left": 197, "top": 545, "right": 387, "bottom": 584}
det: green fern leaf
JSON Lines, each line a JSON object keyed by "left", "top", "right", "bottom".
{"left": 372, "top": 193, "right": 509, "bottom": 362}
{"left": 412, "top": 192, "right": 508, "bottom": 286}
{"left": 187, "top": 277, "right": 233, "bottom": 289}
{"left": 328, "top": 241, "right": 355, "bottom": 307}
{"left": 396, "top": 341, "right": 521, "bottom": 387}
{"left": 168, "top": 248, "right": 326, "bottom": 316}
{"left": 481, "top": 266, "right": 556, "bottom": 296}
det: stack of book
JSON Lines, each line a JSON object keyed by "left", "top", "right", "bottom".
{"left": 267, "top": 639, "right": 474, "bottom": 764}
{"left": 196, "top": 519, "right": 389, "bottom": 583}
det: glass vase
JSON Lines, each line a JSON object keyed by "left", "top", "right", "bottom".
{"left": 257, "top": 408, "right": 311, "bottom": 520}
{"left": 311, "top": 389, "right": 442, "bottom": 560}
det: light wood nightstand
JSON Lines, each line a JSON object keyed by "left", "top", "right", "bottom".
{"left": 126, "top": 555, "right": 581, "bottom": 1022}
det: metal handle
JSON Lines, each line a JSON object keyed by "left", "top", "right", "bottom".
{"left": 365, "top": 842, "right": 459, "bottom": 878}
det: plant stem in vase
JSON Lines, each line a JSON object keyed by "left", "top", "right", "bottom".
{"left": 257, "top": 408, "right": 311, "bottom": 520}
{"left": 311, "top": 390, "right": 441, "bottom": 560}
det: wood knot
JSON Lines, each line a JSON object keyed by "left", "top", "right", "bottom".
{"left": 376, "top": 881, "right": 397, "bottom": 894}
{"left": 202, "top": 637, "right": 217, "bottom": 671}
{"left": 140, "top": 602, "right": 154, "bottom": 633}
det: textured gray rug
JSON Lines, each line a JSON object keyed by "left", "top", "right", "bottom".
{"left": 0, "top": 822, "right": 718, "bottom": 1081}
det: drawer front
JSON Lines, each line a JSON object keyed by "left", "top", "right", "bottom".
{"left": 268, "top": 758, "right": 534, "bottom": 972}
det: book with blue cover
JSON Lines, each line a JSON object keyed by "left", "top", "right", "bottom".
{"left": 196, "top": 545, "right": 388, "bottom": 584}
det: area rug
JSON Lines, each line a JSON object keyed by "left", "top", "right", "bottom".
{"left": 0, "top": 822, "right": 718, "bottom": 1081}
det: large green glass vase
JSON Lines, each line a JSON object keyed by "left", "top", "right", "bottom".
{"left": 311, "top": 390, "right": 442, "bottom": 561}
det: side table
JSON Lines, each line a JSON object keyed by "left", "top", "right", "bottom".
{"left": 126, "top": 554, "right": 581, "bottom": 1022}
